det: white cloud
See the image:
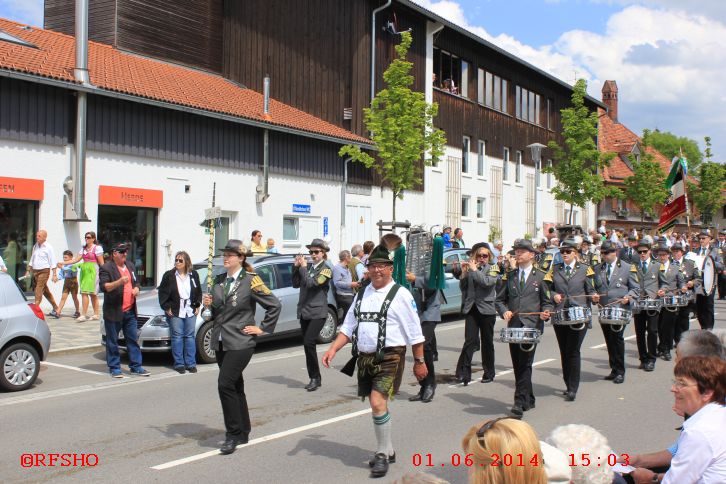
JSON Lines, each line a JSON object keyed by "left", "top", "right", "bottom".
{"left": 0, "top": 0, "right": 43, "bottom": 27}
{"left": 413, "top": 0, "right": 726, "bottom": 160}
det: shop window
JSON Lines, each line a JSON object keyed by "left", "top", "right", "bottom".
{"left": 0, "top": 200, "right": 38, "bottom": 290}
{"left": 98, "top": 206, "right": 157, "bottom": 287}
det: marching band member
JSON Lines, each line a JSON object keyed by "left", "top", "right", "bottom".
{"left": 496, "top": 239, "right": 552, "bottom": 417}
{"left": 632, "top": 239, "right": 666, "bottom": 372}
{"left": 579, "top": 236, "right": 600, "bottom": 267}
{"left": 670, "top": 242, "right": 698, "bottom": 345}
{"left": 655, "top": 241, "right": 684, "bottom": 361}
{"left": 694, "top": 229, "right": 723, "bottom": 330}
{"left": 547, "top": 237, "right": 599, "bottom": 402}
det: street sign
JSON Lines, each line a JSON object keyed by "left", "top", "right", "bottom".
{"left": 293, "top": 204, "right": 311, "bottom": 214}
{"left": 205, "top": 206, "right": 222, "bottom": 220}
{"left": 323, "top": 217, "right": 329, "bottom": 236}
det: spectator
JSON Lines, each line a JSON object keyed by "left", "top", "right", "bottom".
{"left": 490, "top": 239, "right": 503, "bottom": 259}
{"left": 266, "top": 238, "right": 279, "bottom": 254}
{"left": 442, "top": 227, "right": 453, "bottom": 248}
{"left": 250, "top": 230, "right": 266, "bottom": 255}
{"left": 158, "top": 251, "right": 202, "bottom": 374}
{"left": 361, "top": 241, "right": 375, "bottom": 265}
{"left": 452, "top": 228, "right": 465, "bottom": 248}
{"left": 599, "top": 220, "right": 607, "bottom": 235}
{"left": 67, "top": 231, "right": 104, "bottom": 321}
{"left": 549, "top": 424, "right": 625, "bottom": 484}
{"left": 56, "top": 250, "right": 80, "bottom": 318}
{"left": 549, "top": 237, "right": 560, "bottom": 249}
{"left": 27, "top": 229, "right": 60, "bottom": 318}
{"left": 100, "top": 243, "right": 149, "bottom": 378}
{"left": 3, "top": 233, "right": 19, "bottom": 279}
{"left": 333, "top": 250, "right": 358, "bottom": 318}
{"left": 462, "top": 417, "right": 548, "bottom": 484}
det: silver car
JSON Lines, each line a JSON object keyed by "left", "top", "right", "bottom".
{"left": 100, "top": 255, "right": 340, "bottom": 364}
{"left": 0, "top": 272, "right": 52, "bottom": 391}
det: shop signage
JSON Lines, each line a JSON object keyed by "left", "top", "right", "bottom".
{"left": 323, "top": 217, "right": 329, "bottom": 236}
{"left": 0, "top": 176, "right": 44, "bottom": 200}
{"left": 292, "top": 204, "right": 311, "bottom": 214}
{"left": 99, "top": 186, "right": 163, "bottom": 208}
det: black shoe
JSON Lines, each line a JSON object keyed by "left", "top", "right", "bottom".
{"left": 613, "top": 375, "right": 625, "bottom": 384}
{"left": 368, "top": 452, "right": 396, "bottom": 467}
{"left": 433, "top": 354, "right": 438, "bottom": 362}
{"left": 186, "top": 367, "right": 198, "bottom": 373}
{"left": 523, "top": 402, "right": 535, "bottom": 412}
{"left": 461, "top": 378, "right": 470, "bottom": 387}
{"left": 638, "top": 362, "right": 645, "bottom": 370}
{"left": 408, "top": 388, "right": 424, "bottom": 402}
{"left": 220, "top": 435, "right": 248, "bottom": 455}
{"left": 564, "top": 392, "right": 576, "bottom": 402}
{"left": 480, "top": 376, "right": 494, "bottom": 383}
{"left": 661, "top": 352, "right": 672, "bottom": 361}
{"left": 421, "top": 385, "right": 435, "bottom": 403}
{"left": 370, "top": 453, "right": 390, "bottom": 477}
{"left": 604, "top": 372, "right": 616, "bottom": 381}
{"left": 174, "top": 367, "right": 186, "bottom": 374}
{"left": 306, "top": 377, "right": 321, "bottom": 392}
{"left": 510, "top": 405, "right": 524, "bottom": 417}
{"left": 644, "top": 361, "right": 655, "bottom": 372}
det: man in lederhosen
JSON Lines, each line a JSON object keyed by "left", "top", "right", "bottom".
{"left": 547, "top": 237, "right": 599, "bottom": 402}
{"left": 694, "top": 229, "right": 723, "bottom": 330}
{"left": 632, "top": 239, "right": 666, "bottom": 372}
{"left": 593, "top": 240, "right": 639, "bottom": 384}
{"left": 496, "top": 239, "right": 553, "bottom": 417}
{"left": 654, "top": 241, "right": 684, "bottom": 362}
{"left": 322, "top": 244, "right": 426, "bottom": 478}
{"left": 670, "top": 242, "right": 698, "bottom": 345}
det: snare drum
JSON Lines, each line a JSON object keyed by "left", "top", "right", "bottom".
{"left": 661, "top": 294, "right": 690, "bottom": 310}
{"left": 632, "top": 298, "right": 662, "bottom": 312}
{"left": 598, "top": 307, "right": 631, "bottom": 332}
{"left": 498, "top": 327, "right": 541, "bottom": 352}
{"left": 551, "top": 306, "right": 591, "bottom": 328}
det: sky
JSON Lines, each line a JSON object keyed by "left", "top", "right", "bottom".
{"left": 0, "top": 0, "right": 724, "bottom": 160}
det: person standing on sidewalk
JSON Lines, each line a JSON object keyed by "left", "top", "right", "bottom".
{"left": 158, "top": 251, "right": 202, "bottom": 374}
{"left": 100, "top": 243, "right": 149, "bottom": 378}
{"left": 66, "top": 231, "right": 105, "bottom": 321}
{"left": 333, "top": 250, "right": 359, "bottom": 318}
{"left": 27, "top": 229, "right": 60, "bottom": 318}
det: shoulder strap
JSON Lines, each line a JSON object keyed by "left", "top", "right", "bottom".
{"left": 375, "top": 284, "right": 401, "bottom": 361}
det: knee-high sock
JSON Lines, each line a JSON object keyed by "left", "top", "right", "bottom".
{"left": 373, "top": 412, "right": 392, "bottom": 455}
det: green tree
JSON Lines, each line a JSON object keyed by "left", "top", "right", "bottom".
{"left": 339, "top": 31, "right": 446, "bottom": 222}
{"left": 622, "top": 130, "right": 669, "bottom": 224}
{"left": 543, "top": 79, "right": 618, "bottom": 224}
{"left": 648, "top": 129, "right": 702, "bottom": 172}
{"left": 692, "top": 137, "right": 725, "bottom": 225}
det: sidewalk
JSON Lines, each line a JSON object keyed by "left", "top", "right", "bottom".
{"left": 45, "top": 309, "right": 104, "bottom": 355}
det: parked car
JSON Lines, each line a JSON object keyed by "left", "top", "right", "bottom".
{"left": 0, "top": 272, "right": 52, "bottom": 391}
{"left": 441, "top": 248, "right": 470, "bottom": 315}
{"left": 100, "top": 254, "right": 340, "bottom": 364}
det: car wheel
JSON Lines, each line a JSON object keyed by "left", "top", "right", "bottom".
{"left": 0, "top": 343, "right": 40, "bottom": 392}
{"left": 316, "top": 307, "right": 338, "bottom": 344}
{"left": 195, "top": 321, "right": 217, "bottom": 364}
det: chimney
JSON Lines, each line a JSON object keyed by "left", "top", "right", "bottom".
{"left": 602, "top": 80, "right": 618, "bottom": 122}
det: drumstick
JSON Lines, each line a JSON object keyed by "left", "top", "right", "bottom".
{"left": 513, "top": 311, "right": 549, "bottom": 316}
{"left": 567, "top": 293, "right": 607, "bottom": 300}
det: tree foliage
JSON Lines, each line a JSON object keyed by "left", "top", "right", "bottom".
{"left": 339, "top": 31, "right": 446, "bottom": 221}
{"left": 622, "top": 129, "right": 670, "bottom": 223}
{"left": 648, "top": 129, "right": 703, "bottom": 172}
{"left": 543, "top": 79, "right": 618, "bottom": 224}
{"left": 692, "top": 136, "right": 725, "bottom": 225}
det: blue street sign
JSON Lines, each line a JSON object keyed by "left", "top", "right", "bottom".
{"left": 323, "top": 217, "right": 329, "bottom": 236}
{"left": 292, "top": 204, "right": 311, "bottom": 214}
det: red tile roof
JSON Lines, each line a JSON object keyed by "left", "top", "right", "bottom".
{"left": 0, "top": 18, "right": 371, "bottom": 146}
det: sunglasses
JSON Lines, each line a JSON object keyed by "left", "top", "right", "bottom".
{"left": 476, "top": 254, "right": 489, "bottom": 259}
{"left": 175, "top": 258, "right": 184, "bottom": 263}
{"left": 85, "top": 235, "right": 93, "bottom": 239}
{"left": 309, "top": 250, "right": 322, "bottom": 255}
{"left": 560, "top": 249, "right": 574, "bottom": 254}
{"left": 637, "top": 250, "right": 649, "bottom": 254}
{"left": 115, "top": 250, "right": 127, "bottom": 255}
{"left": 476, "top": 416, "right": 516, "bottom": 440}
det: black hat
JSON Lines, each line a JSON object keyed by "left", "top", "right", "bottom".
{"left": 466, "top": 242, "right": 491, "bottom": 257}
{"left": 600, "top": 240, "right": 618, "bottom": 253}
{"left": 671, "top": 242, "right": 686, "bottom": 251}
{"left": 636, "top": 239, "right": 651, "bottom": 250}
{"left": 699, "top": 229, "right": 712, "bottom": 238}
{"left": 512, "top": 238, "right": 536, "bottom": 253}
{"left": 305, "top": 238, "right": 330, "bottom": 252}
{"left": 559, "top": 237, "right": 578, "bottom": 250}
{"left": 654, "top": 241, "right": 671, "bottom": 253}
{"left": 367, "top": 245, "right": 394, "bottom": 265}
{"left": 112, "top": 243, "right": 128, "bottom": 253}
{"left": 627, "top": 234, "right": 638, "bottom": 241}
{"left": 218, "top": 239, "right": 253, "bottom": 257}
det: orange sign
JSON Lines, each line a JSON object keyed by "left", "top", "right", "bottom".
{"left": 98, "top": 185, "right": 163, "bottom": 208}
{"left": 0, "top": 177, "right": 44, "bottom": 200}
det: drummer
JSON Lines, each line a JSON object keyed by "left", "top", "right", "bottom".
{"left": 694, "top": 229, "right": 723, "bottom": 330}
{"left": 546, "top": 237, "right": 599, "bottom": 402}
{"left": 579, "top": 236, "right": 600, "bottom": 267}
{"left": 670, "top": 242, "right": 698, "bottom": 345}
{"left": 654, "top": 241, "right": 684, "bottom": 362}
{"left": 594, "top": 240, "right": 639, "bottom": 384}
{"left": 632, "top": 239, "right": 666, "bottom": 372}
{"left": 495, "top": 239, "right": 553, "bottom": 417}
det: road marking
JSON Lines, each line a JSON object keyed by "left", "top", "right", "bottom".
{"left": 589, "top": 335, "right": 636, "bottom": 350}
{"left": 150, "top": 408, "right": 373, "bottom": 470}
{"left": 42, "top": 361, "right": 108, "bottom": 376}
{"left": 447, "top": 358, "right": 556, "bottom": 388}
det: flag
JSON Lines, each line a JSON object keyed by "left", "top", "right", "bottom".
{"left": 657, "top": 157, "right": 688, "bottom": 232}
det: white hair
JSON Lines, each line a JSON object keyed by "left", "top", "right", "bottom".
{"left": 710, "top": 329, "right": 726, "bottom": 351}
{"left": 548, "top": 425, "right": 613, "bottom": 484}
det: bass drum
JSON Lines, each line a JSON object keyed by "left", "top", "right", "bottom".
{"left": 702, "top": 256, "right": 717, "bottom": 296}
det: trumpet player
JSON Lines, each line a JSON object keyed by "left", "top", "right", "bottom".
{"left": 654, "top": 241, "right": 684, "bottom": 362}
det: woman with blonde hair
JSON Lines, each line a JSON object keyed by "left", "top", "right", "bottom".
{"left": 462, "top": 417, "right": 548, "bottom": 484}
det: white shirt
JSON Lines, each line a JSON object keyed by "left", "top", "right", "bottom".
{"left": 519, "top": 264, "right": 533, "bottom": 285}
{"left": 29, "top": 242, "right": 57, "bottom": 270}
{"left": 662, "top": 260, "right": 670, "bottom": 273}
{"left": 663, "top": 402, "right": 726, "bottom": 484}
{"left": 175, "top": 271, "right": 194, "bottom": 318}
{"left": 340, "top": 280, "right": 424, "bottom": 352}
{"left": 565, "top": 261, "right": 576, "bottom": 273}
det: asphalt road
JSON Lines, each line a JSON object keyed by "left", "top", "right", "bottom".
{"left": 2, "top": 308, "right": 713, "bottom": 484}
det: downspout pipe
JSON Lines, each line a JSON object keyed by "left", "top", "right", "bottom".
{"left": 371, "top": 0, "right": 392, "bottom": 104}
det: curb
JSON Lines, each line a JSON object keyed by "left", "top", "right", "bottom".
{"left": 49, "top": 344, "right": 104, "bottom": 356}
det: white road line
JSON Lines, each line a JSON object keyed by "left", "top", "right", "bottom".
{"left": 42, "top": 361, "right": 108, "bottom": 376}
{"left": 151, "top": 408, "right": 373, "bottom": 470}
{"left": 447, "top": 358, "right": 556, "bottom": 388}
{"left": 589, "top": 334, "right": 636, "bottom": 350}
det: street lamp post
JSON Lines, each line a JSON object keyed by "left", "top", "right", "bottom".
{"left": 527, "top": 143, "right": 547, "bottom": 239}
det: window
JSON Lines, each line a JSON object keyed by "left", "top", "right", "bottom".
{"left": 462, "top": 136, "right": 470, "bottom": 173}
{"left": 277, "top": 262, "right": 295, "bottom": 288}
{"left": 477, "top": 140, "right": 486, "bottom": 176}
{"left": 546, "top": 159, "right": 553, "bottom": 188}
{"left": 283, "top": 216, "right": 299, "bottom": 241}
{"left": 444, "top": 254, "right": 458, "bottom": 273}
{"left": 254, "top": 264, "right": 276, "bottom": 290}
{"left": 476, "top": 197, "right": 486, "bottom": 219}
{"left": 98, "top": 206, "right": 157, "bottom": 287}
{"left": 462, "top": 196, "right": 470, "bottom": 217}
{"left": 516, "top": 85, "right": 542, "bottom": 125}
{"left": 503, "top": 147, "right": 510, "bottom": 181}
{"left": 515, "top": 150, "right": 523, "bottom": 183}
{"left": 0, "top": 200, "right": 38, "bottom": 290}
{"left": 479, "top": 69, "right": 508, "bottom": 113}
{"left": 547, "top": 98, "right": 553, "bottom": 130}
{"left": 433, "top": 47, "right": 470, "bottom": 97}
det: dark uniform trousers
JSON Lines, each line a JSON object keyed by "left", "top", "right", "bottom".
{"left": 696, "top": 293, "right": 715, "bottom": 330}
{"left": 673, "top": 304, "right": 691, "bottom": 344}
{"left": 300, "top": 318, "right": 326, "bottom": 379}
{"left": 457, "top": 308, "right": 497, "bottom": 381}
{"left": 216, "top": 344, "right": 255, "bottom": 438}
{"left": 658, "top": 309, "right": 678, "bottom": 354}
{"left": 553, "top": 325, "right": 588, "bottom": 394}
{"left": 600, "top": 323, "right": 625, "bottom": 377}
{"left": 634, "top": 312, "right": 659, "bottom": 364}
{"left": 509, "top": 342, "right": 536, "bottom": 408}
{"left": 420, "top": 321, "right": 437, "bottom": 387}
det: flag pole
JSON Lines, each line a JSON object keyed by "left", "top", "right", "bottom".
{"left": 681, "top": 152, "right": 691, "bottom": 236}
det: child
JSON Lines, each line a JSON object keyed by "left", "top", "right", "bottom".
{"left": 266, "top": 238, "right": 279, "bottom": 254}
{"left": 56, "top": 250, "right": 80, "bottom": 318}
